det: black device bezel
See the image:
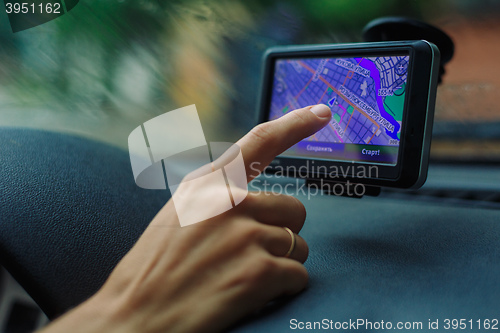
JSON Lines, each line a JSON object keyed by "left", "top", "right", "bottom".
{"left": 257, "top": 40, "right": 440, "bottom": 189}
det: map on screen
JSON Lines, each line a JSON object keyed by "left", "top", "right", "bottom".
{"left": 268, "top": 55, "right": 409, "bottom": 165}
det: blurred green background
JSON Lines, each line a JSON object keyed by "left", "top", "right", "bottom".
{"left": 1, "top": 0, "right": 499, "bottom": 160}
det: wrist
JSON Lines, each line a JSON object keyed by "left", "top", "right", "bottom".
{"left": 37, "top": 291, "right": 131, "bottom": 333}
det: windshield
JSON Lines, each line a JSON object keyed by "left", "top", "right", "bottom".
{"left": 0, "top": 0, "right": 498, "bottom": 162}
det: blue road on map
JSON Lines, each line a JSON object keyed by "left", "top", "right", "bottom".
{"left": 269, "top": 55, "right": 409, "bottom": 147}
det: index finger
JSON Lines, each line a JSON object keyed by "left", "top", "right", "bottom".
{"left": 237, "top": 104, "right": 332, "bottom": 182}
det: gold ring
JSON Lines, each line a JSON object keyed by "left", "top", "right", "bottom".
{"left": 283, "top": 227, "right": 296, "bottom": 258}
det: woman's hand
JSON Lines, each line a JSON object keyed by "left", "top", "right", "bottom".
{"left": 40, "top": 104, "right": 331, "bottom": 333}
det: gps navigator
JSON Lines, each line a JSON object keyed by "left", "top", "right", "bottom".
{"left": 257, "top": 40, "right": 440, "bottom": 190}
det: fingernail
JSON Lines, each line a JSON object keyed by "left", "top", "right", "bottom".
{"left": 310, "top": 104, "right": 331, "bottom": 119}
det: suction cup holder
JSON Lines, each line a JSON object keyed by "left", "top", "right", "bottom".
{"left": 362, "top": 16, "right": 454, "bottom": 84}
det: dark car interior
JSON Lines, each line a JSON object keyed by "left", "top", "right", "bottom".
{"left": 1, "top": 1, "right": 500, "bottom": 332}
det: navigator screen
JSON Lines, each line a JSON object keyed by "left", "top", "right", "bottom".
{"left": 268, "top": 55, "right": 410, "bottom": 165}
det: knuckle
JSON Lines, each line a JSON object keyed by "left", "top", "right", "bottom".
{"left": 286, "top": 108, "right": 310, "bottom": 127}
{"left": 295, "top": 265, "right": 309, "bottom": 286}
{"left": 289, "top": 195, "right": 307, "bottom": 221}
{"left": 259, "top": 254, "right": 280, "bottom": 272}
{"left": 238, "top": 222, "right": 266, "bottom": 243}
{"left": 241, "top": 190, "right": 259, "bottom": 206}
{"left": 243, "top": 254, "right": 279, "bottom": 284}
{"left": 284, "top": 262, "right": 309, "bottom": 292}
{"left": 249, "top": 123, "right": 275, "bottom": 146}
{"left": 289, "top": 108, "right": 308, "bottom": 123}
